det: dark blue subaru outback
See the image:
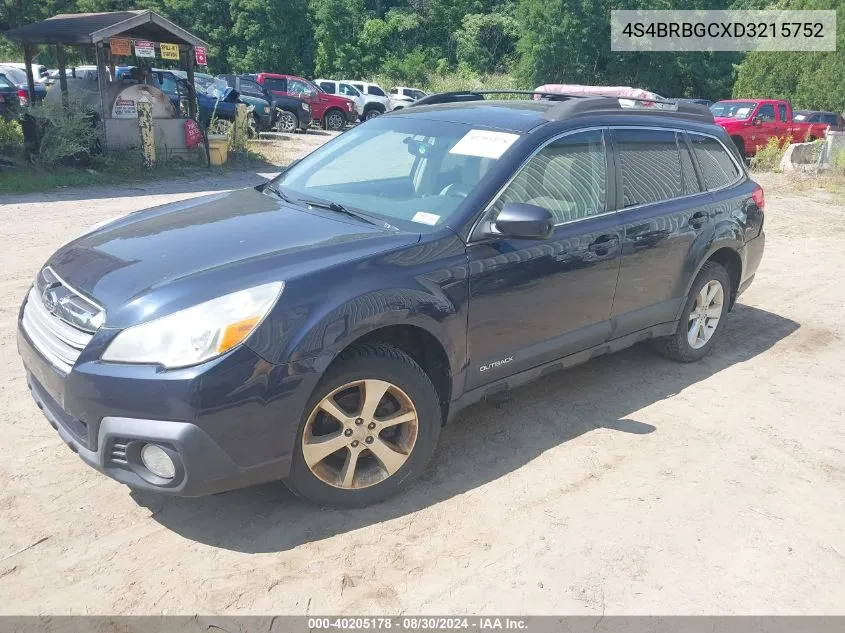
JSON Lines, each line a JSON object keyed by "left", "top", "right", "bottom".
{"left": 18, "top": 90, "right": 765, "bottom": 506}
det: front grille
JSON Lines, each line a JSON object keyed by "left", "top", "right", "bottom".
{"left": 21, "top": 268, "right": 102, "bottom": 373}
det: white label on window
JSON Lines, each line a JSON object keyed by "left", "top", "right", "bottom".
{"left": 412, "top": 212, "right": 440, "bottom": 225}
{"left": 449, "top": 130, "right": 520, "bottom": 159}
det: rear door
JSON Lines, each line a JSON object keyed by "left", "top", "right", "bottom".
{"left": 465, "top": 129, "right": 624, "bottom": 388}
{"left": 610, "top": 128, "right": 715, "bottom": 337}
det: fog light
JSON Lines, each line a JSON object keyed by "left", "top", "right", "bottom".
{"left": 140, "top": 444, "right": 176, "bottom": 479}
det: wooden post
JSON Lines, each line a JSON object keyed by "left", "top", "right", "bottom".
{"left": 56, "top": 44, "right": 69, "bottom": 106}
{"left": 95, "top": 43, "right": 109, "bottom": 149}
{"left": 137, "top": 99, "right": 155, "bottom": 168}
{"left": 23, "top": 44, "right": 36, "bottom": 106}
{"left": 186, "top": 46, "right": 197, "bottom": 119}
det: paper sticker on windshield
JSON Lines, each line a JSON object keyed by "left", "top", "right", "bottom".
{"left": 449, "top": 130, "right": 520, "bottom": 159}
{"left": 412, "top": 212, "right": 440, "bottom": 226}
{"left": 736, "top": 107, "right": 752, "bottom": 118}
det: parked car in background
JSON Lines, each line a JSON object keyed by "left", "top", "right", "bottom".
{"left": 710, "top": 99, "right": 825, "bottom": 157}
{"left": 676, "top": 98, "right": 713, "bottom": 107}
{"left": 345, "top": 81, "right": 392, "bottom": 119}
{"left": 0, "top": 64, "right": 48, "bottom": 106}
{"left": 0, "top": 72, "right": 19, "bottom": 120}
{"left": 116, "top": 66, "right": 243, "bottom": 129}
{"left": 219, "top": 73, "right": 310, "bottom": 133}
{"left": 1, "top": 62, "right": 48, "bottom": 82}
{"left": 314, "top": 79, "right": 365, "bottom": 119}
{"left": 254, "top": 73, "right": 356, "bottom": 130}
{"left": 17, "top": 90, "right": 764, "bottom": 506}
{"left": 793, "top": 110, "right": 845, "bottom": 131}
{"left": 389, "top": 86, "right": 427, "bottom": 110}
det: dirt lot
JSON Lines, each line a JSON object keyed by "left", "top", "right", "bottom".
{"left": 0, "top": 146, "right": 844, "bottom": 614}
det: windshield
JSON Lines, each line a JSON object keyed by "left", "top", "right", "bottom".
{"left": 710, "top": 101, "right": 756, "bottom": 119}
{"left": 272, "top": 117, "right": 519, "bottom": 231}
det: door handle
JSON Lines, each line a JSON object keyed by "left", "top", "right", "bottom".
{"left": 688, "top": 211, "right": 709, "bottom": 229}
{"left": 588, "top": 234, "right": 619, "bottom": 254}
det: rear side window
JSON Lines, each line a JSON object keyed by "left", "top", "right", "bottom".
{"left": 823, "top": 114, "right": 839, "bottom": 126}
{"left": 616, "top": 129, "right": 687, "bottom": 207}
{"left": 368, "top": 85, "right": 386, "bottom": 97}
{"left": 319, "top": 82, "right": 336, "bottom": 94}
{"left": 262, "top": 77, "right": 286, "bottom": 92}
{"left": 678, "top": 134, "right": 700, "bottom": 195}
{"left": 778, "top": 104, "right": 787, "bottom": 122}
{"left": 492, "top": 129, "right": 607, "bottom": 224}
{"left": 689, "top": 134, "right": 741, "bottom": 190}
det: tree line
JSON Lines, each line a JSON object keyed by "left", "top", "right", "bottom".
{"left": 1, "top": 0, "right": 842, "bottom": 111}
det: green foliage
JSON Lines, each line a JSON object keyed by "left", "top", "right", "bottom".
{"left": 0, "top": 117, "right": 24, "bottom": 155}
{"left": 26, "top": 100, "right": 101, "bottom": 167}
{"left": 749, "top": 135, "right": 792, "bottom": 172}
{"left": 454, "top": 12, "right": 519, "bottom": 74}
{"left": 733, "top": 0, "right": 845, "bottom": 111}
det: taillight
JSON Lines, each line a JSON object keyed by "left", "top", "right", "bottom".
{"left": 17, "top": 89, "right": 29, "bottom": 107}
{"left": 751, "top": 185, "right": 765, "bottom": 210}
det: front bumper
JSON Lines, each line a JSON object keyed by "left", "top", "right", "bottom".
{"left": 17, "top": 322, "right": 325, "bottom": 497}
{"left": 345, "top": 109, "right": 357, "bottom": 123}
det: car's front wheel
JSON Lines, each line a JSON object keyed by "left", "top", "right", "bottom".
{"left": 324, "top": 109, "right": 346, "bottom": 131}
{"left": 655, "top": 261, "right": 731, "bottom": 362}
{"left": 275, "top": 109, "right": 298, "bottom": 133}
{"left": 285, "top": 343, "right": 441, "bottom": 506}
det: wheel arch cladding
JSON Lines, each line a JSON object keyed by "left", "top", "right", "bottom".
{"left": 329, "top": 324, "right": 453, "bottom": 424}
{"left": 706, "top": 247, "right": 742, "bottom": 308}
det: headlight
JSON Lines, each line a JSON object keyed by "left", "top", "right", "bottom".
{"left": 302, "top": 102, "right": 310, "bottom": 112}
{"left": 263, "top": 105, "right": 270, "bottom": 114}
{"left": 102, "top": 281, "right": 283, "bottom": 368}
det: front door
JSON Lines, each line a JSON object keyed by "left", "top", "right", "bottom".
{"left": 751, "top": 102, "right": 777, "bottom": 152}
{"left": 465, "top": 129, "right": 623, "bottom": 390}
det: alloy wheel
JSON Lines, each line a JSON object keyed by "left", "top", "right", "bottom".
{"left": 276, "top": 110, "right": 297, "bottom": 133}
{"left": 302, "top": 379, "right": 419, "bottom": 489}
{"left": 365, "top": 110, "right": 382, "bottom": 120}
{"left": 687, "top": 279, "right": 724, "bottom": 349}
{"left": 326, "top": 111, "right": 345, "bottom": 130}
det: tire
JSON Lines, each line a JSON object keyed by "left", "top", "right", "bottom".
{"left": 324, "top": 108, "right": 346, "bottom": 131}
{"left": 284, "top": 343, "right": 441, "bottom": 507}
{"left": 654, "top": 261, "right": 731, "bottom": 363}
{"left": 275, "top": 109, "right": 298, "bottom": 133}
{"left": 363, "top": 108, "right": 382, "bottom": 121}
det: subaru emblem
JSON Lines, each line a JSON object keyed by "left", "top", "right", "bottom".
{"left": 41, "top": 283, "right": 60, "bottom": 313}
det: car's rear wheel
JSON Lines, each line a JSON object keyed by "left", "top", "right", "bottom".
{"left": 285, "top": 343, "right": 441, "bottom": 506}
{"left": 655, "top": 261, "right": 731, "bottom": 362}
{"left": 324, "top": 109, "right": 346, "bottom": 131}
{"left": 275, "top": 109, "right": 298, "bottom": 133}
{"left": 364, "top": 108, "right": 382, "bottom": 121}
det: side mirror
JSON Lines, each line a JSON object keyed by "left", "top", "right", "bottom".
{"left": 491, "top": 203, "right": 554, "bottom": 240}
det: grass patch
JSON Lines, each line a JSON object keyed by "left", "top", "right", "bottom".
{"left": 0, "top": 147, "right": 273, "bottom": 195}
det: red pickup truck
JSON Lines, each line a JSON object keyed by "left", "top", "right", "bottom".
{"left": 709, "top": 99, "right": 830, "bottom": 157}
{"left": 254, "top": 73, "right": 357, "bottom": 130}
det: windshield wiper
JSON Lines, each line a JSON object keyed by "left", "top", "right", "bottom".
{"left": 262, "top": 182, "right": 296, "bottom": 205}
{"left": 300, "top": 198, "right": 377, "bottom": 226}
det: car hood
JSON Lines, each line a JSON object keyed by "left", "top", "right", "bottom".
{"left": 713, "top": 116, "right": 747, "bottom": 126}
{"left": 45, "top": 187, "right": 419, "bottom": 328}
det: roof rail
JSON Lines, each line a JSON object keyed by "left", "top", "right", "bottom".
{"left": 408, "top": 89, "right": 714, "bottom": 121}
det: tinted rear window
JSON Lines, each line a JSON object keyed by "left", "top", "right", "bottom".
{"left": 616, "top": 129, "right": 687, "bottom": 207}
{"left": 689, "top": 134, "right": 741, "bottom": 191}
{"left": 262, "top": 77, "right": 286, "bottom": 91}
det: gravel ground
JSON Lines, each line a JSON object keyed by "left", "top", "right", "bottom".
{"left": 0, "top": 160, "right": 843, "bottom": 614}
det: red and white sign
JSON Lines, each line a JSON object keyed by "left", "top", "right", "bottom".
{"left": 195, "top": 46, "right": 207, "bottom": 65}
{"left": 185, "top": 119, "right": 204, "bottom": 149}
{"left": 134, "top": 40, "right": 155, "bottom": 58}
